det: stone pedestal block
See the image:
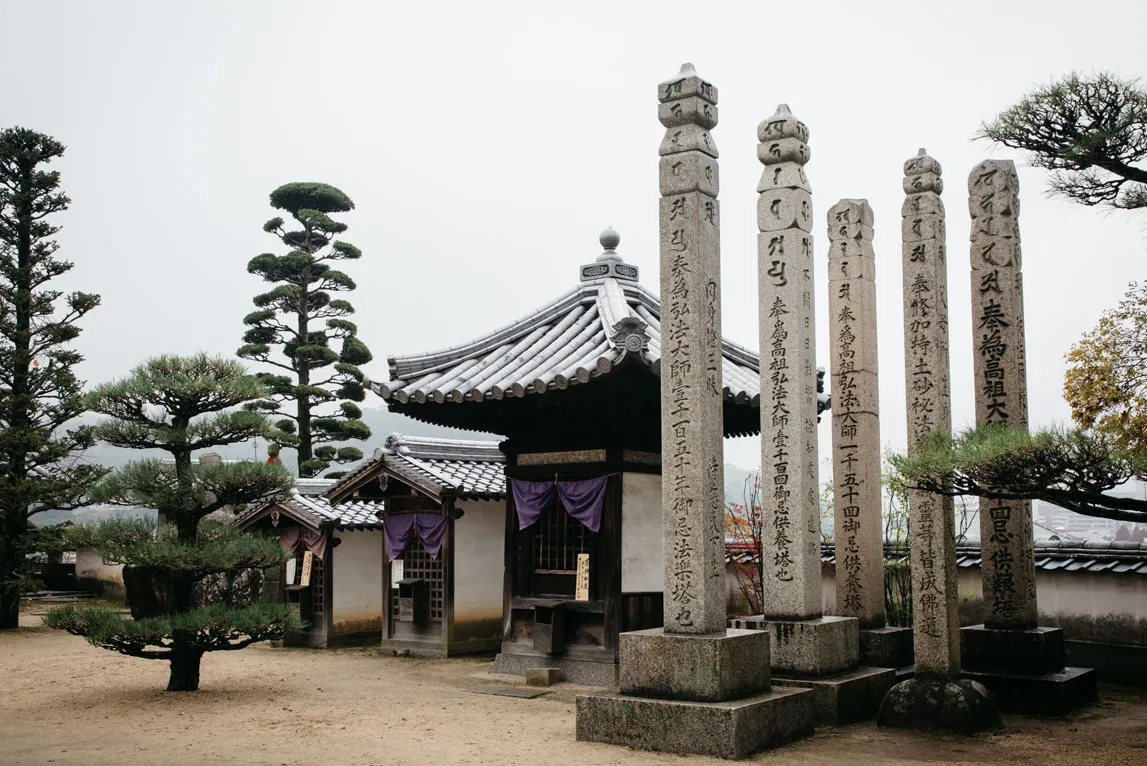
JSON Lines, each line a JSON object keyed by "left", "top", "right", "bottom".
{"left": 526, "top": 668, "right": 563, "bottom": 687}
{"left": 961, "top": 666, "right": 1096, "bottom": 715}
{"left": 492, "top": 651, "right": 618, "bottom": 687}
{"left": 772, "top": 666, "right": 896, "bottom": 725}
{"left": 878, "top": 678, "right": 1001, "bottom": 734}
{"left": 733, "top": 615, "right": 859, "bottom": 677}
{"left": 620, "top": 628, "right": 771, "bottom": 702}
{"left": 960, "top": 624, "right": 1065, "bottom": 675}
{"left": 860, "top": 626, "right": 914, "bottom": 669}
{"left": 576, "top": 686, "right": 815, "bottom": 760}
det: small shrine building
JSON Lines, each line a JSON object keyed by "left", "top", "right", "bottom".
{"left": 369, "top": 230, "right": 771, "bottom": 684}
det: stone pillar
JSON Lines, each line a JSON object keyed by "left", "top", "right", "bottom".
{"left": 900, "top": 150, "right": 961, "bottom": 679}
{"left": 577, "top": 65, "right": 816, "bottom": 759}
{"left": 826, "top": 199, "right": 884, "bottom": 630}
{"left": 967, "top": 160, "right": 1038, "bottom": 631}
{"left": 752, "top": 106, "right": 868, "bottom": 695}
{"left": 756, "top": 104, "right": 821, "bottom": 621}
{"left": 657, "top": 62, "right": 726, "bottom": 636}
{"left": 878, "top": 150, "right": 999, "bottom": 733}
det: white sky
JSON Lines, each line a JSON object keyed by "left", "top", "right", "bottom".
{"left": 3, "top": 0, "right": 1145, "bottom": 471}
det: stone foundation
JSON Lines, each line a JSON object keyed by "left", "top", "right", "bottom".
{"left": 619, "top": 628, "right": 771, "bottom": 701}
{"left": 961, "top": 666, "right": 1097, "bottom": 715}
{"left": 772, "top": 666, "right": 896, "bottom": 725}
{"left": 731, "top": 615, "right": 858, "bottom": 677}
{"left": 492, "top": 652, "right": 617, "bottom": 687}
{"left": 860, "top": 626, "right": 914, "bottom": 669}
{"left": 878, "top": 678, "right": 1001, "bottom": 734}
{"left": 961, "top": 625, "right": 1065, "bottom": 675}
{"left": 576, "top": 687, "right": 815, "bottom": 760}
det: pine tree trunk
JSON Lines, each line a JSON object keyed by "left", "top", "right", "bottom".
{"left": 0, "top": 588, "right": 18, "bottom": 629}
{"left": 167, "top": 631, "right": 204, "bottom": 692}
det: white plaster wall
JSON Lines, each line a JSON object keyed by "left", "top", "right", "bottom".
{"left": 75, "top": 546, "right": 125, "bottom": 601}
{"left": 622, "top": 472, "right": 663, "bottom": 594}
{"left": 332, "top": 530, "right": 384, "bottom": 634}
{"left": 453, "top": 499, "right": 504, "bottom": 642}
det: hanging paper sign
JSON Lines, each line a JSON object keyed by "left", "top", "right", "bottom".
{"left": 300, "top": 550, "right": 313, "bottom": 587}
{"left": 285, "top": 557, "right": 297, "bottom": 586}
{"left": 391, "top": 559, "right": 404, "bottom": 589}
{"left": 575, "top": 553, "right": 590, "bottom": 601}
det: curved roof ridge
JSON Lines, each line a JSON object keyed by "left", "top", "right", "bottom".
{"left": 387, "top": 283, "right": 591, "bottom": 381}
{"left": 384, "top": 432, "right": 504, "bottom": 462}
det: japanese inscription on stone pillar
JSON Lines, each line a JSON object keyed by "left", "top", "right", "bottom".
{"left": 902, "top": 149, "right": 961, "bottom": 679}
{"left": 658, "top": 63, "right": 726, "bottom": 635}
{"left": 757, "top": 104, "right": 821, "bottom": 620}
{"left": 968, "top": 159, "right": 1038, "bottom": 631}
{"left": 827, "top": 199, "right": 884, "bottom": 628}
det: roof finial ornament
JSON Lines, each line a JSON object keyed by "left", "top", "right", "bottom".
{"left": 580, "top": 225, "right": 638, "bottom": 282}
{"left": 597, "top": 226, "right": 622, "bottom": 263}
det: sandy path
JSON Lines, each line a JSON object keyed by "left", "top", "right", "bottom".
{"left": 2, "top": 621, "right": 1146, "bottom": 765}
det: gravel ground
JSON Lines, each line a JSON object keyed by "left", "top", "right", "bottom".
{"left": 3, "top": 616, "right": 1146, "bottom": 765}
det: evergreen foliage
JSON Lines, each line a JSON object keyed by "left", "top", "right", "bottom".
{"left": 44, "top": 355, "right": 296, "bottom": 691}
{"left": 238, "top": 182, "right": 372, "bottom": 478}
{"left": 979, "top": 72, "right": 1147, "bottom": 210}
{"left": 0, "top": 127, "right": 104, "bottom": 629}
{"left": 892, "top": 425, "right": 1147, "bottom": 524}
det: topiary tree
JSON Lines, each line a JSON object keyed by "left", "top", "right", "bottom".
{"left": 43, "top": 355, "right": 298, "bottom": 691}
{"left": 979, "top": 72, "right": 1147, "bottom": 211}
{"left": 237, "top": 182, "right": 372, "bottom": 478}
{"left": 0, "top": 126, "right": 105, "bottom": 629}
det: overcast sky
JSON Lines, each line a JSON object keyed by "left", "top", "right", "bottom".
{"left": 3, "top": 1, "right": 1144, "bottom": 471}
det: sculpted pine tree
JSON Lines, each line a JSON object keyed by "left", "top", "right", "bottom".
{"left": 238, "top": 183, "right": 372, "bottom": 478}
{"left": 980, "top": 72, "right": 1147, "bottom": 210}
{"left": 44, "top": 355, "right": 298, "bottom": 691}
{"left": 0, "top": 127, "right": 103, "bottom": 629}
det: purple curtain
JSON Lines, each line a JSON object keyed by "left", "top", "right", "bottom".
{"left": 279, "top": 527, "right": 302, "bottom": 555}
{"left": 557, "top": 477, "right": 607, "bottom": 533}
{"left": 385, "top": 513, "right": 449, "bottom": 561}
{"left": 511, "top": 476, "right": 608, "bottom": 534}
{"left": 279, "top": 527, "right": 327, "bottom": 561}
{"left": 512, "top": 479, "right": 558, "bottom": 531}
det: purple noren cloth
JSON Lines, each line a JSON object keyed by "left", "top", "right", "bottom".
{"left": 386, "top": 513, "right": 449, "bottom": 561}
{"left": 511, "top": 476, "right": 608, "bottom": 534}
{"left": 278, "top": 527, "right": 327, "bottom": 561}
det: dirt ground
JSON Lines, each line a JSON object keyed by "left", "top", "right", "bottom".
{"left": 3, "top": 614, "right": 1147, "bottom": 765}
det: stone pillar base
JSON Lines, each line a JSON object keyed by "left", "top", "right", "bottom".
{"left": 619, "top": 628, "right": 771, "bottom": 701}
{"left": 492, "top": 652, "right": 618, "bottom": 687}
{"left": 961, "top": 666, "right": 1097, "bottom": 715}
{"left": 960, "top": 624, "right": 1065, "bottom": 674}
{"left": 576, "top": 687, "right": 815, "bottom": 760}
{"left": 731, "top": 614, "right": 859, "bottom": 676}
{"left": 772, "top": 665, "right": 896, "bottom": 725}
{"left": 860, "top": 626, "right": 914, "bottom": 669}
{"left": 877, "top": 678, "right": 1001, "bottom": 734}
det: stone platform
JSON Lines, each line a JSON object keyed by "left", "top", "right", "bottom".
{"left": 772, "top": 666, "right": 896, "bottom": 725}
{"left": 619, "top": 628, "right": 771, "bottom": 701}
{"left": 492, "top": 651, "right": 617, "bottom": 687}
{"left": 576, "top": 687, "right": 815, "bottom": 760}
{"left": 961, "top": 666, "right": 1097, "bottom": 715}
{"left": 961, "top": 624, "right": 1065, "bottom": 675}
{"left": 730, "top": 615, "right": 858, "bottom": 676}
{"left": 861, "top": 626, "right": 914, "bottom": 669}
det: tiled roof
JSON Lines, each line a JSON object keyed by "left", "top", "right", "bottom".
{"left": 369, "top": 234, "right": 783, "bottom": 415}
{"left": 238, "top": 479, "right": 384, "bottom": 532}
{"left": 325, "top": 433, "right": 506, "bottom": 504}
{"left": 727, "top": 541, "right": 1147, "bottom": 575}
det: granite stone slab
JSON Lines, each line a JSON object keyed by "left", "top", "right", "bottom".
{"left": 619, "top": 627, "right": 771, "bottom": 702}
{"left": 576, "top": 686, "right": 815, "bottom": 760}
{"left": 772, "top": 665, "right": 896, "bottom": 725}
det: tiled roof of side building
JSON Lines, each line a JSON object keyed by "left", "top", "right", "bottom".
{"left": 325, "top": 433, "right": 507, "bottom": 504}
{"left": 237, "top": 479, "right": 384, "bottom": 532}
{"left": 368, "top": 230, "right": 820, "bottom": 418}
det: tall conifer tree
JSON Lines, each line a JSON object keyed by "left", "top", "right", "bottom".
{"left": 0, "top": 127, "right": 103, "bottom": 629}
{"left": 238, "top": 183, "right": 371, "bottom": 478}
